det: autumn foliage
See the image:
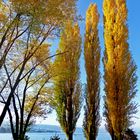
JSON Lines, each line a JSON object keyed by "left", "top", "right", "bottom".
{"left": 83, "top": 3, "right": 100, "bottom": 140}
{"left": 53, "top": 21, "right": 82, "bottom": 140}
{"left": 103, "top": 0, "right": 137, "bottom": 139}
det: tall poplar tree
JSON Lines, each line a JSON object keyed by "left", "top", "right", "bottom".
{"left": 83, "top": 3, "right": 100, "bottom": 140}
{"left": 53, "top": 21, "right": 82, "bottom": 140}
{"left": 103, "top": 0, "right": 137, "bottom": 140}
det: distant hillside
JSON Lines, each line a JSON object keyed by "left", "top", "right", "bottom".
{"left": 0, "top": 124, "right": 83, "bottom": 133}
{"left": 30, "top": 125, "right": 62, "bottom": 133}
{"left": 1, "top": 124, "right": 139, "bottom": 136}
{"left": 0, "top": 127, "right": 11, "bottom": 133}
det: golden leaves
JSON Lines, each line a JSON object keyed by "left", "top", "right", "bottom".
{"left": 0, "top": 12, "right": 5, "bottom": 21}
{"left": 86, "top": 4, "right": 99, "bottom": 33}
{"left": 53, "top": 21, "right": 82, "bottom": 134}
{"left": 34, "top": 44, "right": 50, "bottom": 62}
{"left": 0, "top": 2, "right": 8, "bottom": 22}
{"left": 103, "top": 0, "right": 137, "bottom": 138}
{"left": 84, "top": 3, "right": 100, "bottom": 139}
{"left": 10, "top": 0, "right": 76, "bottom": 26}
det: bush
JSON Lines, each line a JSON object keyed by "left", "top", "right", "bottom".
{"left": 50, "top": 135, "right": 61, "bottom": 140}
{"left": 124, "top": 128, "right": 138, "bottom": 140}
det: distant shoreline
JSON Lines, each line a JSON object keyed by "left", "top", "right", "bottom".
{"left": 0, "top": 124, "right": 140, "bottom": 134}
{"left": 0, "top": 131, "right": 61, "bottom": 133}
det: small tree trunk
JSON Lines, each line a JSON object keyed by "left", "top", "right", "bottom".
{"left": 68, "top": 132, "right": 73, "bottom": 140}
{"left": 113, "top": 134, "right": 123, "bottom": 140}
{"left": 118, "top": 133, "right": 123, "bottom": 140}
{"left": 18, "top": 134, "right": 25, "bottom": 140}
{"left": 67, "top": 87, "right": 73, "bottom": 140}
{"left": 111, "top": 135, "right": 115, "bottom": 140}
{"left": 89, "top": 133, "right": 96, "bottom": 140}
{"left": 12, "top": 133, "right": 18, "bottom": 140}
{"left": 88, "top": 125, "right": 96, "bottom": 140}
{"left": 110, "top": 129, "right": 118, "bottom": 140}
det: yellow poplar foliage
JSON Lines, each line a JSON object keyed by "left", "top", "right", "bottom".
{"left": 103, "top": 0, "right": 137, "bottom": 139}
{"left": 54, "top": 21, "right": 81, "bottom": 82}
{"left": 53, "top": 21, "right": 82, "bottom": 139}
{"left": 83, "top": 3, "right": 100, "bottom": 140}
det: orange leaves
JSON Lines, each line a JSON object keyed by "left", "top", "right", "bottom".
{"left": 83, "top": 3, "right": 100, "bottom": 139}
{"left": 0, "top": 12, "right": 5, "bottom": 21}
{"left": 103, "top": 0, "right": 137, "bottom": 138}
{"left": 0, "top": 1, "right": 8, "bottom": 22}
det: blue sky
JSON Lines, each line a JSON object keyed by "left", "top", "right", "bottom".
{"left": 79, "top": 0, "right": 140, "bottom": 128}
{"left": 78, "top": 0, "right": 140, "bottom": 127}
{"left": 43, "top": 0, "right": 140, "bottom": 128}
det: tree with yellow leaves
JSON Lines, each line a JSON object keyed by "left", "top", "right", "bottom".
{"left": 0, "top": 0, "right": 76, "bottom": 69}
{"left": 83, "top": 3, "right": 100, "bottom": 140}
{"left": 103, "top": 0, "right": 137, "bottom": 140}
{"left": 53, "top": 21, "right": 82, "bottom": 140}
{"left": 0, "top": 0, "right": 77, "bottom": 126}
{"left": 0, "top": 42, "right": 54, "bottom": 140}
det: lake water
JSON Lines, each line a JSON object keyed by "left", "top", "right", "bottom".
{"left": 0, "top": 132, "right": 111, "bottom": 140}
{"left": 0, "top": 131, "right": 140, "bottom": 140}
{"left": 0, "top": 128, "right": 140, "bottom": 140}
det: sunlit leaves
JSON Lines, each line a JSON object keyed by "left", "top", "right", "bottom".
{"left": 103, "top": 0, "right": 137, "bottom": 139}
{"left": 83, "top": 3, "right": 100, "bottom": 140}
{"left": 53, "top": 21, "right": 82, "bottom": 138}
{"left": 10, "top": 0, "right": 76, "bottom": 26}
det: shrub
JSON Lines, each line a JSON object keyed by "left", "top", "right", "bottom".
{"left": 50, "top": 135, "right": 61, "bottom": 140}
{"left": 123, "top": 128, "right": 138, "bottom": 140}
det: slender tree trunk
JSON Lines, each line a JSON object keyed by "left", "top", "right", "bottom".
{"left": 93, "top": 133, "right": 96, "bottom": 140}
{"left": 67, "top": 87, "right": 73, "bottom": 140}
{"left": 67, "top": 132, "right": 73, "bottom": 140}
{"left": 89, "top": 133, "right": 96, "bottom": 140}
{"left": 117, "top": 133, "right": 123, "bottom": 140}
{"left": 111, "top": 132, "right": 123, "bottom": 140}
{"left": 18, "top": 134, "right": 25, "bottom": 140}
{"left": 0, "top": 58, "right": 27, "bottom": 126}
{"left": 111, "top": 130, "right": 116, "bottom": 140}
{"left": 87, "top": 123, "right": 96, "bottom": 140}
{"left": 0, "top": 93, "right": 12, "bottom": 126}
{"left": 111, "top": 135, "right": 114, "bottom": 140}
{"left": 111, "top": 134, "right": 120, "bottom": 140}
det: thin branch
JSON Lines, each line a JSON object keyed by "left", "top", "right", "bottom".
{"left": 3, "top": 64, "right": 13, "bottom": 89}
{"left": 20, "top": 51, "right": 67, "bottom": 82}
{"left": 0, "top": 14, "right": 21, "bottom": 50}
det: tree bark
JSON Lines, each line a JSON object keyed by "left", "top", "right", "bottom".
{"left": 67, "top": 87, "right": 73, "bottom": 140}
{"left": 89, "top": 133, "right": 96, "bottom": 140}
{"left": 67, "top": 132, "right": 73, "bottom": 140}
{"left": 0, "top": 93, "right": 12, "bottom": 126}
